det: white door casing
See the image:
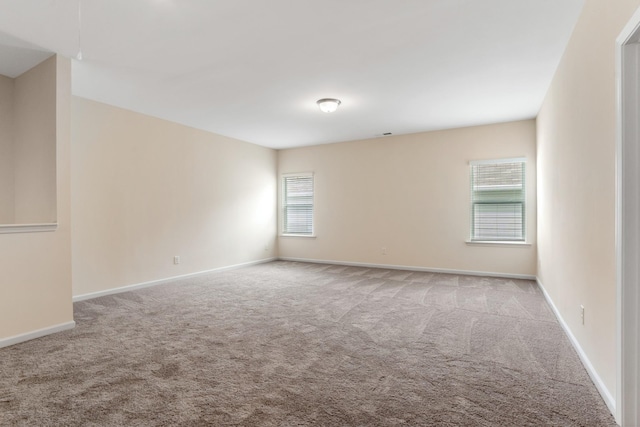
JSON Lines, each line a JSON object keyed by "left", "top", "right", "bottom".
{"left": 616, "top": 8, "right": 640, "bottom": 426}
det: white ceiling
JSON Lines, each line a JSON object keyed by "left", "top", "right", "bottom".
{"left": 0, "top": 0, "right": 584, "bottom": 149}
{"left": 0, "top": 31, "right": 53, "bottom": 78}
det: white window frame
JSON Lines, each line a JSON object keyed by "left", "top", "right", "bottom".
{"left": 469, "top": 157, "right": 526, "bottom": 243}
{"left": 281, "top": 172, "right": 315, "bottom": 237}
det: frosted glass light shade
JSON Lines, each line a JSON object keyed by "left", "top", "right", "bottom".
{"left": 317, "top": 98, "right": 341, "bottom": 113}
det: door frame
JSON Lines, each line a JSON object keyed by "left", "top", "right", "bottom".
{"left": 616, "top": 9, "right": 640, "bottom": 426}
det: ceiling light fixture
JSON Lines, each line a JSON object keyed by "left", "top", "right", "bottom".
{"left": 317, "top": 98, "right": 341, "bottom": 113}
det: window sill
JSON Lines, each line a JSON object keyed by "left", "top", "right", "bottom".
{"left": 0, "top": 223, "right": 58, "bottom": 234}
{"left": 466, "top": 240, "right": 531, "bottom": 247}
{"left": 280, "top": 234, "right": 316, "bottom": 238}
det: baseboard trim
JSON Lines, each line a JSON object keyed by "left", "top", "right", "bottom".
{"left": 536, "top": 277, "right": 616, "bottom": 415}
{"left": 278, "top": 257, "right": 536, "bottom": 280}
{"left": 73, "top": 257, "right": 278, "bottom": 302}
{"left": 0, "top": 321, "right": 76, "bottom": 349}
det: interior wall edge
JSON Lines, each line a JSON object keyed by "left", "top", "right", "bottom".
{"left": 536, "top": 276, "right": 615, "bottom": 416}
{"left": 279, "top": 257, "right": 536, "bottom": 280}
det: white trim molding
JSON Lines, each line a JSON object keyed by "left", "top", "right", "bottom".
{"left": 537, "top": 278, "right": 616, "bottom": 415}
{"left": 468, "top": 156, "right": 527, "bottom": 165}
{"left": 465, "top": 240, "right": 531, "bottom": 247}
{"left": 278, "top": 257, "right": 536, "bottom": 280}
{"left": 0, "top": 321, "right": 75, "bottom": 349}
{"left": 616, "top": 7, "right": 640, "bottom": 425}
{"left": 73, "top": 257, "right": 277, "bottom": 302}
{"left": 0, "top": 223, "right": 57, "bottom": 234}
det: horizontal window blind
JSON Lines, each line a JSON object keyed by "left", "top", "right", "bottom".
{"left": 470, "top": 159, "right": 525, "bottom": 241}
{"left": 283, "top": 174, "right": 314, "bottom": 235}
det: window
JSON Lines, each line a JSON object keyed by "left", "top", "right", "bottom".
{"left": 282, "top": 173, "right": 314, "bottom": 236}
{"left": 470, "top": 158, "right": 525, "bottom": 242}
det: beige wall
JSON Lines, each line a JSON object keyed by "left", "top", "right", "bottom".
{"left": 537, "top": 0, "right": 640, "bottom": 401}
{"left": 0, "top": 74, "right": 14, "bottom": 223}
{"left": 13, "top": 56, "right": 57, "bottom": 223}
{"left": 71, "top": 97, "right": 277, "bottom": 297}
{"left": 0, "top": 55, "right": 72, "bottom": 339}
{"left": 278, "top": 120, "right": 537, "bottom": 276}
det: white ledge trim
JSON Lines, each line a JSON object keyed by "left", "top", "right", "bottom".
{"left": 280, "top": 234, "right": 317, "bottom": 238}
{"left": 0, "top": 223, "right": 58, "bottom": 234}
{"left": 466, "top": 240, "right": 531, "bottom": 247}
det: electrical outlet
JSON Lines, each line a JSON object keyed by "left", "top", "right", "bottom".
{"left": 381, "top": 247, "right": 387, "bottom": 255}
{"left": 580, "top": 305, "right": 585, "bottom": 325}
{"left": 264, "top": 245, "right": 269, "bottom": 252}
{"left": 174, "top": 256, "right": 180, "bottom": 265}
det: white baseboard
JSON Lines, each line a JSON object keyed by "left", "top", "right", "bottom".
{"left": 74, "top": 257, "right": 534, "bottom": 303}
{"left": 278, "top": 257, "right": 536, "bottom": 280}
{"left": 536, "top": 278, "right": 616, "bottom": 415}
{"left": 72, "top": 257, "right": 277, "bottom": 302}
{"left": 0, "top": 321, "right": 76, "bottom": 349}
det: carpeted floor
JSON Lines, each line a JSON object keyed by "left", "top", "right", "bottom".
{"left": 0, "top": 261, "right": 616, "bottom": 426}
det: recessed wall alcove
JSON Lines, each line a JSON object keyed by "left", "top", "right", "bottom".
{"left": 0, "top": 33, "right": 57, "bottom": 232}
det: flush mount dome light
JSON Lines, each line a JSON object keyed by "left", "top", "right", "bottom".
{"left": 317, "top": 98, "right": 341, "bottom": 113}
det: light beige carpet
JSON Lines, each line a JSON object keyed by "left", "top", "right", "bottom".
{"left": 0, "top": 261, "right": 616, "bottom": 426}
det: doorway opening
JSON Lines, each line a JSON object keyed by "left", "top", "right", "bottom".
{"left": 616, "top": 9, "right": 640, "bottom": 426}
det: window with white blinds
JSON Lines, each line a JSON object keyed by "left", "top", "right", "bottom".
{"left": 470, "top": 158, "right": 525, "bottom": 242}
{"left": 282, "top": 173, "right": 314, "bottom": 236}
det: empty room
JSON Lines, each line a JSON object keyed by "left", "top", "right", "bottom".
{"left": 1, "top": 0, "right": 639, "bottom": 426}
